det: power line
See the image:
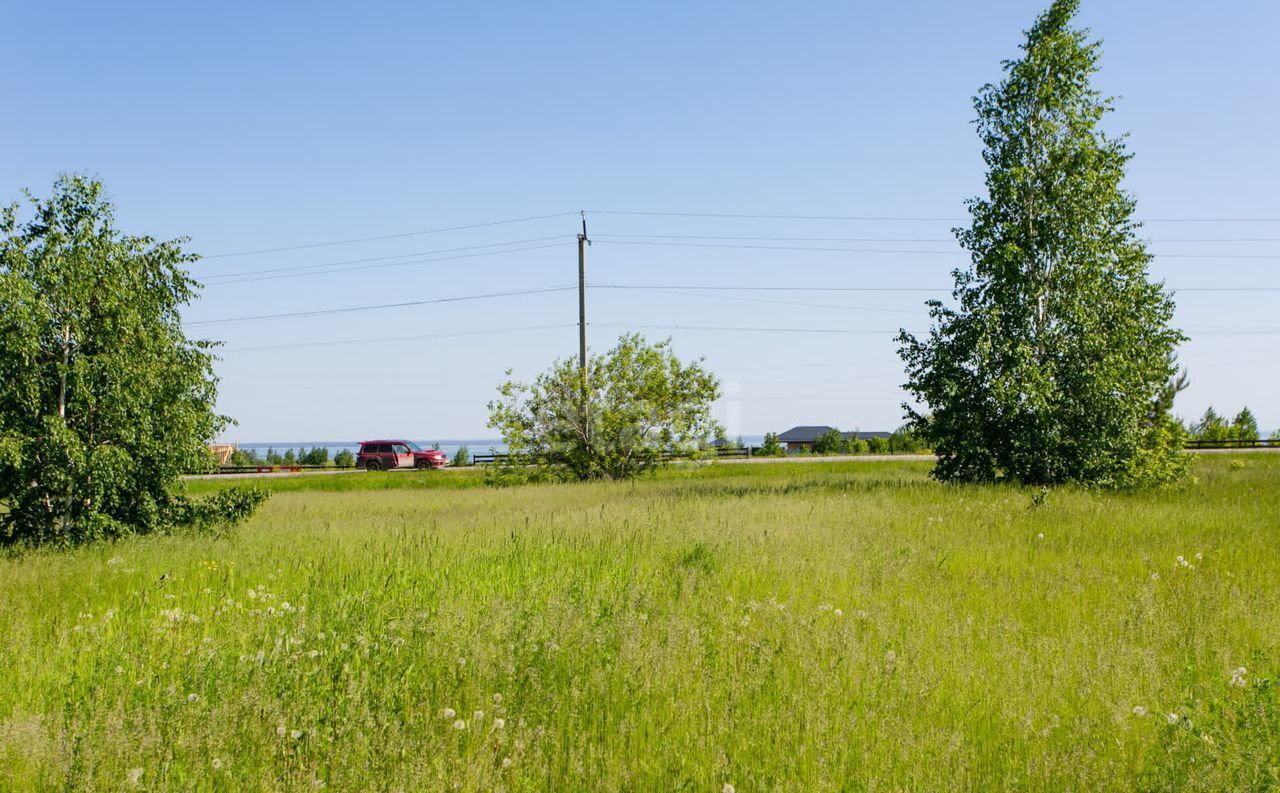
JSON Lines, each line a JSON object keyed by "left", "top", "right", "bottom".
{"left": 595, "top": 282, "right": 1280, "bottom": 293}
{"left": 594, "top": 322, "right": 909, "bottom": 335}
{"left": 594, "top": 239, "right": 1280, "bottom": 259}
{"left": 589, "top": 209, "right": 1280, "bottom": 223}
{"left": 202, "top": 212, "right": 579, "bottom": 259}
{"left": 188, "top": 286, "right": 576, "bottom": 327}
{"left": 202, "top": 236, "right": 571, "bottom": 280}
{"left": 203, "top": 241, "right": 571, "bottom": 286}
{"left": 601, "top": 285, "right": 921, "bottom": 315}
{"left": 223, "top": 323, "right": 576, "bottom": 353}
{"left": 597, "top": 233, "right": 1280, "bottom": 244}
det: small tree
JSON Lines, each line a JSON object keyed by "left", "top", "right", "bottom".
{"left": 757, "top": 433, "right": 785, "bottom": 457}
{"left": 265, "top": 447, "right": 282, "bottom": 465}
{"left": 888, "top": 426, "right": 927, "bottom": 454}
{"left": 333, "top": 449, "right": 356, "bottom": 468}
{"left": 1231, "top": 407, "right": 1259, "bottom": 442}
{"left": 0, "top": 176, "right": 264, "bottom": 545}
{"left": 487, "top": 334, "right": 721, "bottom": 481}
{"left": 897, "top": 1, "right": 1186, "bottom": 488}
{"left": 452, "top": 445, "right": 470, "bottom": 467}
{"left": 229, "top": 447, "right": 263, "bottom": 467}
{"left": 1192, "top": 408, "right": 1231, "bottom": 442}
{"left": 300, "top": 446, "right": 329, "bottom": 466}
{"left": 282, "top": 448, "right": 297, "bottom": 465}
{"left": 812, "top": 428, "right": 847, "bottom": 455}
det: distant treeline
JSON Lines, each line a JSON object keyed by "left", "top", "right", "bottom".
{"left": 1188, "top": 406, "right": 1276, "bottom": 443}
{"left": 227, "top": 447, "right": 355, "bottom": 468}
{"left": 714, "top": 427, "right": 929, "bottom": 457}
{"left": 224, "top": 445, "right": 473, "bottom": 468}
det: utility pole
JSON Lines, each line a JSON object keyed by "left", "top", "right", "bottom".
{"left": 577, "top": 211, "right": 591, "bottom": 436}
{"left": 577, "top": 211, "right": 589, "bottom": 376}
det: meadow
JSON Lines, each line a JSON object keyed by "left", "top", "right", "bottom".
{"left": 1, "top": 456, "right": 1277, "bottom": 792}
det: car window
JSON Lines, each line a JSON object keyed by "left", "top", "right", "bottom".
{"left": 404, "top": 441, "right": 422, "bottom": 451}
{"left": 369, "top": 444, "right": 386, "bottom": 454}
{"left": 393, "top": 444, "right": 410, "bottom": 454}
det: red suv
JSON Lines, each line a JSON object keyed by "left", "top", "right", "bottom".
{"left": 357, "top": 440, "right": 448, "bottom": 471}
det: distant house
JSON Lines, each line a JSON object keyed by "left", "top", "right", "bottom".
{"left": 776, "top": 426, "right": 892, "bottom": 453}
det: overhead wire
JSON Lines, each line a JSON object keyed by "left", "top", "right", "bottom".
{"left": 202, "top": 212, "right": 579, "bottom": 259}
{"left": 188, "top": 286, "right": 577, "bottom": 327}
{"left": 202, "top": 241, "right": 571, "bottom": 286}
{"left": 223, "top": 323, "right": 576, "bottom": 353}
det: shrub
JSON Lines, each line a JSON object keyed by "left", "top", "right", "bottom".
{"left": 333, "top": 449, "right": 355, "bottom": 468}
{"left": 756, "top": 433, "right": 785, "bottom": 457}
{"left": 300, "top": 447, "right": 330, "bottom": 466}
{"left": 488, "top": 334, "right": 721, "bottom": 481}
{"left": 452, "top": 445, "right": 471, "bottom": 467}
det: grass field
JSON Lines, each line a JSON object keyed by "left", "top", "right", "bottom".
{"left": 1, "top": 456, "right": 1277, "bottom": 791}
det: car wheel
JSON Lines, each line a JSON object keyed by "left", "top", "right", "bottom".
{"left": 416, "top": 460, "right": 433, "bottom": 470}
{"left": 365, "top": 460, "right": 381, "bottom": 472}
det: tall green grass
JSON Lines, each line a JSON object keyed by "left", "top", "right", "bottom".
{"left": 1, "top": 456, "right": 1277, "bottom": 791}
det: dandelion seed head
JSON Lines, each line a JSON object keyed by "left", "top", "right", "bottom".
{"left": 441, "top": 707, "right": 456, "bottom": 719}
{"left": 493, "top": 718, "right": 506, "bottom": 730}
{"left": 501, "top": 757, "right": 513, "bottom": 769}
{"left": 1132, "top": 706, "right": 1147, "bottom": 716}
{"left": 453, "top": 719, "right": 466, "bottom": 730}
{"left": 1166, "top": 713, "right": 1179, "bottom": 724}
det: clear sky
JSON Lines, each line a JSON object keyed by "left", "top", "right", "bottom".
{"left": 4, "top": 1, "right": 1278, "bottom": 442}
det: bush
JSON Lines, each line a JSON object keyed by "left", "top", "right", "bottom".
{"left": 300, "top": 447, "right": 330, "bottom": 466}
{"left": 756, "top": 433, "right": 785, "bottom": 457}
{"left": 333, "top": 449, "right": 355, "bottom": 468}
{"left": 228, "top": 448, "right": 263, "bottom": 467}
{"left": 169, "top": 486, "right": 270, "bottom": 535}
{"left": 812, "top": 429, "right": 846, "bottom": 456}
{"left": 888, "top": 427, "right": 928, "bottom": 454}
{"left": 488, "top": 334, "right": 721, "bottom": 481}
{"left": 452, "top": 445, "right": 471, "bottom": 467}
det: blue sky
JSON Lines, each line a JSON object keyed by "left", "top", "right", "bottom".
{"left": 4, "top": 1, "right": 1278, "bottom": 441}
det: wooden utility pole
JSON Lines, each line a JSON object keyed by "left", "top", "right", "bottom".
{"left": 577, "top": 211, "right": 591, "bottom": 435}
{"left": 577, "top": 211, "right": 589, "bottom": 376}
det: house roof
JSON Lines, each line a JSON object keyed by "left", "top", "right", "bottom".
{"left": 777, "top": 425, "right": 837, "bottom": 442}
{"left": 777, "top": 426, "right": 894, "bottom": 442}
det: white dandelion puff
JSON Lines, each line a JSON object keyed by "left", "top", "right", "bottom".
{"left": 441, "top": 707, "right": 456, "bottom": 719}
{"left": 493, "top": 718, "right": 506, "bottom": 730}
{"left": 501, "top": 757, "right": 513, "bottom": 769}
{"left": 453, "top": 719, "right": 466, "bottom": 730}
{"left": 1132, "top": 706, "right": 1147, "bottom": 716}
{"left": 1166, "top": 713, "right": 1179, "bottom": 725}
